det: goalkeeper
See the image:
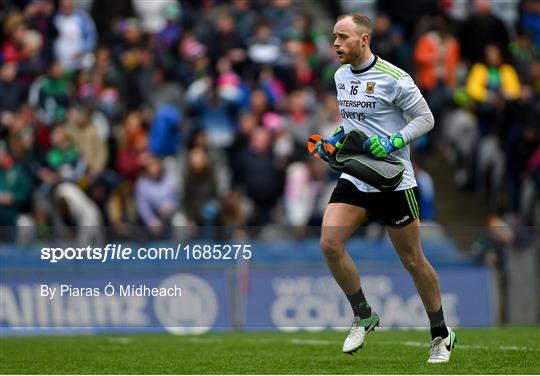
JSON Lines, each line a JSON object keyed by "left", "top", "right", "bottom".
{"left": 316, "top": 13, "right": 456, "bottom": 363}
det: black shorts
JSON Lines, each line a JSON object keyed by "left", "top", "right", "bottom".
{"left": 329, "top": 178, "right": 420, "bottom": 227}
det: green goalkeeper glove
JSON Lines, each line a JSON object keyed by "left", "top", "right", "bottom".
{"left": 363, "top": 132, "right": 405, "bottom": 159}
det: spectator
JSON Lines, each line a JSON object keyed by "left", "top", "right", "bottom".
{"left": 465, "top": 43, "right": 521, "bottom": 137}
{"left": 283, "top": 158, "right": 333, "bottom": 229}
{"left": 510, "top": 32, "right": 540, "bottom": 81}
{"left": 313, "top": 92, "right": 342, "bottom": 137}
{"left": 1, "top": 10, "right": 27, "bottom": 63}
{"left": 90, "top": 0, "right": 134, "bottom": 44}
{"left": 519, "top": 0, "right": 540, "bottom": 48}
{"left": 24, "top": 0, "right": 56, "bottom": 64}
{"left": 135, "top": 155, "right": 179, "bottom": 236}
{"left": 459, "top": 0, "right": 510, "bottom": 64}
{"left": 230, "top": 0, "right": 256, "bottom": 40}
{"left": 477, "top": 134, "right": 506, "bottom": 210}
{"left": 7, "top": 106, "right": 39, "bottom": 171}
{"left": 46, "top": 125, "right": 84, "bottom": 182}
{"left": 440, "top": 98, "right": 479, "bottom": 188}
{"left": 246, "top": 23, "right": 282, "bottom": 72}
{"left": 132, "top": 0, "right": 178, "bottom": 34}
{"left": 258, "top": 66, "right": 287, "bottom": 109}
{"left": 185, "top": 127, "right": 231, "bottom": 197}
{"left": 504, "top": 86, "right": 539, "bottom": 211}
{"left": 284, "top": 12, "right": 329, "bottom": 63}
{"left": 145, "top": 65, "right": 183, "bottom": 110}
{"left": 114, "top": 110, "right": 148, "bottom": 181}
{"left": 470, "top": 214, "right": 515, "bottom": 321}
{"left": 93, "top": 70, "right": 121, "bottom": 123}
{"left": 0, "top": 144, "right": 32, "bottom": 229}
{"left": 92, "top": 45, "right": 120, "bottom": 90}
{"left": 74, "top": 69, "right": 97, "bottom": 105}
{"left": 217, "top": 57, "right": 245, "bottom": 106}
{"left": 248, "top": 88, "right": 271, "bottom": 121}
{"left": 53, "top": 181, "right": 103, "bottom": 244}
{"left": 292, "top": 51, "right": 315, "bottom": 88}
{"left": 262, "top": 111, "right": 293, "bottom": 165}
{"left": 214, "top": 190, "right": 251, "bottom": 240}
{"left": 53, "top": 0, "right": 96, "bottom": 71}
{"left": 112, "top": 17, "right": 147, "bottom": 110}
{"left": 284, "top": 161, "right": 316, "bottom": 226}
{"left": 182, "top": 147, "right": 219, "bottom": 225}
{"left": 154, "top": 2, "right": 182, "bottom": 62}
{"left": 28, "top": 59, "right": 72, "bottom": 124}
{"left": 263, "top": 0, "right": 297, "bottom": 40}
{"left": 205, "top": 11, "right": 246, "bottom": 73}
{"left": 148, "top": 105, "right": 182, "bottom": 157}
{"left": 520, "top": 147, "right": 540, "bottom": 225}
{"left": 371, "top": 13, "right": 406, "bottom": 67}
{"left": 64, "top": 106, "right": 108, "bottom": 179}
{"left": 232, "top": 127, "right": 283, "bottom": 225}
{"left": 175, "top": 33, "right": 209, "bottom": 87}
{"left": 284, "top": 89, "right": 316, "bottom": 148}
{"left": 227, "top": 110, "right": 257, "bottom": 173}
{"left": 106, "top": 181, "right": 138, "bottom": 238}
{"left": 187, "top": 79, "right": 237, "bottom": 149}
{"left": 414, "top": 13, "right": 460, "bottom": 120}
{"left": 17, "top": 29, "right": 47, "bottom": 89}
{"left": 376, "top": 0, "right": 439, "bottom": 40}
{"left": 0, "top": 62, "right": 24, "bottom": 113}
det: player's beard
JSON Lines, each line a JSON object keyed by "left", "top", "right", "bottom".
{"left": 342, "top": 49, "right": 363, "bottom": 65}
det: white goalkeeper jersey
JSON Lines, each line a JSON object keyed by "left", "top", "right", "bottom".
{"left": 334, "top": 55, "right": 423, "bottom": 192}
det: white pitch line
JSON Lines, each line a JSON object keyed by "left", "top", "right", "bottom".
{"left": 249, "top": 338, "right": 279, "bottom": 344}
{"left": 283, "top": 338, "right": 539, "bottom": 352}
{"left": 177, "top": 336, "right": 539, "bottom": 353}
{"left": 106, "top": 337, "right": 134, "bottom": 344}
{"left": 375, "top": 340, "right": 539, "bottom": 352}
{"left": 289, "top": 339, "right": 338, "bottom": 345}
{"left": 497, "top": 345, "right": 539, "bottom": 352}
{"left": 184, "top": 337, "right": 224, "bottom": 344}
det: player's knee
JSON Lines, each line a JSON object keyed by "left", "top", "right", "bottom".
{"left": 320, "top": 237, "right": 345, "bottom": 262}
{"left": 400, "top": 255, "right": 424, "bottom": 274}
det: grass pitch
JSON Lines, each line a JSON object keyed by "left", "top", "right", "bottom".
{"left": 1, "top": 327, "right": 539, "bottom": 374}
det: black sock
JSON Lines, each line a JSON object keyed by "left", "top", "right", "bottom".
{"left": 346, "top": 288, "right": 371, "bottom": 319}
{"left": 427, "top": 306, "right": 449, "bottom": 339}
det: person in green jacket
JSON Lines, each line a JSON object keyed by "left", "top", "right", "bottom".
{"left": 0, "top": 146, "right": 32, "bottom": 231}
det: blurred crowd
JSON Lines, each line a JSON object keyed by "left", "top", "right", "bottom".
{"left": 0, "top": 0, "right": 538, "bottom": 246}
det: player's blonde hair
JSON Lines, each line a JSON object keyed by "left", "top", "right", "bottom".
{"left": 337, "top": 13, "right": 373, "bottom": 36}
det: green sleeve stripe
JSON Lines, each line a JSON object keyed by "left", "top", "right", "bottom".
{"left": 374, "top": 63, "right": 402, "bottom": 80}
{"left": 374, "top": 65, "right": 401, "bottom": 80}
{"left": 375, "top": 60, "right": 402, "bottom": 74}
{"left": 375, "top": 61, "right": 404, "bottom": 80}
{"left": 374, "top": 62, "right": 399, "bottom": 76}
{"left": 376, "top": 59, "right": 405, "bottom": 77}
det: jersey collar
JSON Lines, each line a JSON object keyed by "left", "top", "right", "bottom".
{"left": 350, "top": 55, "right": 378, "bottom": 75}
